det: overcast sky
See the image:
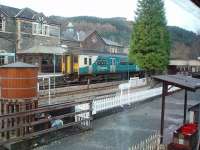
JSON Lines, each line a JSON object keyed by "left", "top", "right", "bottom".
{"left": 0, "top": 0, "right": 200, "bottom": 33}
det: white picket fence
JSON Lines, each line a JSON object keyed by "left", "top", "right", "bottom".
{"left": 92, "top": 86, "right": 179, "bottom": 114}
{"left": 75, "top": 103, "right": 91, "bottom": 127}
{"left": 129, "top": 131, "right": 161, "bottom": 150}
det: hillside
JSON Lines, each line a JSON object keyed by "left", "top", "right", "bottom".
{"left": 49, "top": 16, "right": 199, "bottom": 59}
{"left": 49, "top": 16, "right": 133, "bottom": 46}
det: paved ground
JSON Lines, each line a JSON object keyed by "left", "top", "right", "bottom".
{"left": 34, "top": 90, "right": 200, "bottom": 150}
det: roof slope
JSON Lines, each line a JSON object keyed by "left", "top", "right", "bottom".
{"left": 0, "top": 4, "right": 20, "bottom": 17}
{"left": 15, "top": 7, "right": 37, "bottom": 19}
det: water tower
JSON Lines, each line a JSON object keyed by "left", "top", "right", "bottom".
{"left": 0, "top": 62, "right": 39, "bottom": 138}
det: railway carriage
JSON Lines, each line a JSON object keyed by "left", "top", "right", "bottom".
{"left": 62, "top": 52, "right": 142, "bottom": 81}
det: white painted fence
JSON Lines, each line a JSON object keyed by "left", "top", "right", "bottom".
{"left": 92, "top": 86, "right": 179, "bottom": 115}
{"left": 75, "top": 103, "right": 91, "bottom": 127}
{"left": 129, "top": 77, "right": 147, "bottom": 88}
{"left": 129, "top": 131, "right": 161, "bottom": 150}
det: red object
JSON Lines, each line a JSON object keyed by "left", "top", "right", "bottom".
{"left": 179, "top": 123, "right": 198, "bottom": 136}
{"left": 168, "top": 143, "right": 191, "bottom": 150}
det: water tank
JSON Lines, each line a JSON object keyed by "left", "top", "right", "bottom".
{"left": 0, "top": 62, "right": 38, "bottom": 99}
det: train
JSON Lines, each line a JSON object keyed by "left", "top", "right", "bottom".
{"left": 62, "top": 51, "right": 143, "bottom": 82}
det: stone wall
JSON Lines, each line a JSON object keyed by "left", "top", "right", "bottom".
{"left": 81, "top": 32, "right": 106, "bottom": 51}
{"left": 18, "top": 20, "right": 61, "bottom": 51}
{"left": 0, "top": 32, "right": 15, "bottom": 53}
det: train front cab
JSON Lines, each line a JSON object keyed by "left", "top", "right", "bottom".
{"left": 62, "top": 54, "right": 79, "bottom": 80}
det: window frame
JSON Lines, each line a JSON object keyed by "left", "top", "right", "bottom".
{"left": 32, "top": 22, "right": 50, "bottom": 36}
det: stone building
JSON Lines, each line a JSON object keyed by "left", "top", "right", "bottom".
{"left": 79, "top": 30, "right": 124, "bottom": 54}
{"left": 0, "top": 5, "right": 65, "bottom": 72}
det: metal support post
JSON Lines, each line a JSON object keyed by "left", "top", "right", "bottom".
{"left": 183, "top": 89, "right": 188, "bottom": 124}
{"left": 160, "top": 83, "right": 167, "bottom": 144}
{"left": 48, "top": 77, "right": 51, "bottom": 105}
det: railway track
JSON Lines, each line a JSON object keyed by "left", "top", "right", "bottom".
{"left": 39, "top": 81, "right": 124, "bottom": 97}
{"left": 39, "top": 83, "right": 120, "bottom": 106}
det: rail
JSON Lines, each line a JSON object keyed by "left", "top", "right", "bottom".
{"left": 0, "top": 100, "right": 93, "bottom": 145}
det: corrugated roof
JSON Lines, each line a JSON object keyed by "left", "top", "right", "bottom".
{"left": 0, "top": 62, "right": 38, "bottom": 68}
{"left": 18, "top": 46, "right": 68, "bottom": 55}
{"left": 0, "top": 4, "right": 20, "bottom": 17}
{"left": 153, "top": 75, "right": 200, "bottom": 91}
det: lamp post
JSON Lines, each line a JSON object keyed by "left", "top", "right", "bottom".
{"left": 53, "top": 53, "right": 56, "bottom": 96}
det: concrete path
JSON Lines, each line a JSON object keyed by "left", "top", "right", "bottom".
{"left": 34, "top": 90, "right": 200, "bottom": 150}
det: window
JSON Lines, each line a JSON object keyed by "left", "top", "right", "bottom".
{"left": 0, "top": 15, "right": 5, "bottom": 32}
{"left": 89, "top": 58, "right": 92, "bottom": 65}
{"left": 0, "top": 17, "right": 2, "bottom": 30}
{"left": 74, "top": 56, "right": 78, "bottom": 63}
{"left": 84, "top": 58, "right": 87, "bottom": 65}
{"left": 0, "top": 56, "right": 4, "bottom": 65}
{"left": 32, "top": 22, "right": 49, "bottom": 36}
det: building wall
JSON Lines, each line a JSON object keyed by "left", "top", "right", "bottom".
{"left": 17, "top": 19, "right": 60, "bottom": 51}
{"left": 0, "top": 16, "right": 16, "bottom": 53}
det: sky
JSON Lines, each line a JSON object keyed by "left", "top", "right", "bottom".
{"left": 0, "top": 0, "right": 200, "bottom": 33}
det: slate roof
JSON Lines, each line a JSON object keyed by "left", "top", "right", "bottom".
{"left": 0, "top": 62, "right": 37, "bottom": 68}
{"left": 15, "top": 7, "right": 38, "bottom": 19}
{"left": 77, "top": 30, "right": 123, "bottom": 47}
{"left": 102, "top": 38, "right": 123, "bottom": 47}
{"left": 18, "top": 46, "right": 68, "bottom": 55}
{"left": 0, "top": 4, "right": 49, "bottom": 22}
{"left": 0, "top": 4, "right": 20, "bottom": 17}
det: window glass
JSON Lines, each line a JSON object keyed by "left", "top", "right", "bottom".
{"left": 89, "top": 58, "right": 92, "bottom": 65}
{"left": 84, "top": 58, "right": 87, "bottom": 65}
{"left": 74, "top": 56, "right": 78, "bottom": 63}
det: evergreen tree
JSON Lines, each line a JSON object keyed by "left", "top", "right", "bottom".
{"left": 129, "top": 0, "right": 170, "bottom": 75}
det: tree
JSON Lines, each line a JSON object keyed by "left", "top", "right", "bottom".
{"left": 129, "top": 0, "right": 170, "bottom": 75}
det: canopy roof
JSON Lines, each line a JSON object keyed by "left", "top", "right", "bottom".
{"left": 18, "top": 46, "right": 67, "bottom": 55}
{"left": 0, "top": 62, "right": 37, "bottom": 68}
{"left": 153, "top": 75, "right": 200, "bottom": 91}
{"left": 191, "top": 0, "right": 200, "bottom": 7}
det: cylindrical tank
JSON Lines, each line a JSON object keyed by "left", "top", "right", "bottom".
{"left": 0, "top": 62, "right": 38, "bottom": 99}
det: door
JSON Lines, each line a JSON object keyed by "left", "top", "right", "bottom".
{"left": 110, "top": 58, "right": 116, "bottom": 72}
{"left": 88, "top": 57, "right": 93, "bottom": 74}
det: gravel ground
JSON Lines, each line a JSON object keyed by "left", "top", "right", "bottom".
{"left": 34, "top": 90, "right": 200, "bottom": 150}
